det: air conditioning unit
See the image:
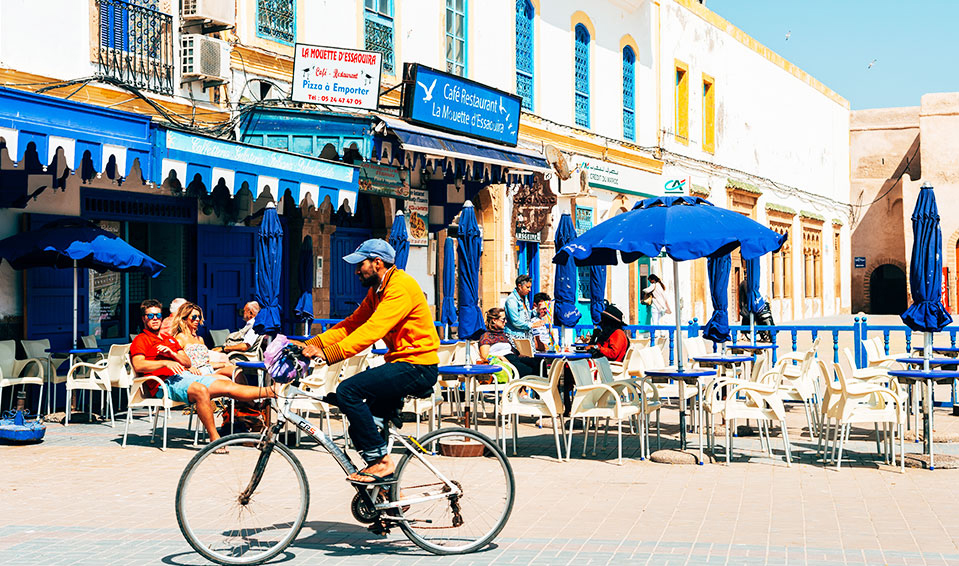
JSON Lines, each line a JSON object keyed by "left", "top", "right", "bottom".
{"left": 181, "top": 34, "right": 231, "bottom": 84}
{"left": 181, "top": 0, "right": 235, "bottom": 29}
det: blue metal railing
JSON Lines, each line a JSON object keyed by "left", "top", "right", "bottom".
{"left": 346, "top": 316, "right": 957, "bottom": 370}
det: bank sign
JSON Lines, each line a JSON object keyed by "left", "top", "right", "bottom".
{"left": 291, "top": 43, "right": 382, "bottom": 110}
{"left": 402, "top": 64, "right": 521, "bottom": 146}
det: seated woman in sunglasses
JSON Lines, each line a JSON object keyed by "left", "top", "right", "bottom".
{"left": 172, "top": 302, "right": 235, "bottom": 378}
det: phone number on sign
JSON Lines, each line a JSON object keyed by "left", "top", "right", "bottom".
{"left": 315, "top": 96, "right": 363, "bottom": 105}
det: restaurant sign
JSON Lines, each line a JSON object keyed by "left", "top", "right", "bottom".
{"left": 358, "top": 163, "right": 410, "bottom": 199}
{"left": 291, "top": 43, "right": 382, "bottom": 110}
{"left": 407, "top": 188, "right": 429, "bottom": 247}
{"left": 402, "top": 63, "right": 521, "bottom": 146}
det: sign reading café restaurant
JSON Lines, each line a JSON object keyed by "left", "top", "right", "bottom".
{"left": 402, "top": 63, "right": 522, "bottom": 146}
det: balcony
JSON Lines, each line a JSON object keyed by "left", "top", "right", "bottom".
{"left": 96, "top": 0, "right": 174, "bottom": 96}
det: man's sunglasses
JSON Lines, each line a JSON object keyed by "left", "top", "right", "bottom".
{"left": 144, "top": 313, "right": 163, "bottom": 320}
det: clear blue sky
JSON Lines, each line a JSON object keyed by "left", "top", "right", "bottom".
{"left": 707, "top": 0, "right": 958, "bottom": 110}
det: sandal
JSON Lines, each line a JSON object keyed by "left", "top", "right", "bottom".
{"left": 346, "top": 471, "right": 396, "bottom": 486}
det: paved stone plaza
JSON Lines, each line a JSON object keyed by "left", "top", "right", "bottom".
{"left": 4, "top": 394, "right": 959, "bottom": 566}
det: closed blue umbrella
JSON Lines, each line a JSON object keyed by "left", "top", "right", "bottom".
{"left": 902, "top": 183, "right": 952, "bottom": 335}
{"left": 388, "top": 211, "right": 410, "bottom": 270}
{"left": 553, "top": 213, "right": 582, "bottom": 328}
{"left": 0, "top": 217, "right": 164, "bottom": 348}
{"left": 702, "top": 253, "right": 731, "bottom": 343}
{"left": 555, "top": 196, "right": 785, "bottom": 370}
{"left": 589, "top": 265, "right": 606, "bottom": 326}
{"left": 456, "top": 201, "right": 485, "bottom": 340}
{"left": 900, "top": 183, "right": 952, "bottom": 466}
{"left": 254, "top": 203, "right": 283, "bottom": 334}
{"left": 293, "top": 235, "right": 314, "bottom": 328}
{"left": 440, "top": 237, "right": 457, "bottom": 331}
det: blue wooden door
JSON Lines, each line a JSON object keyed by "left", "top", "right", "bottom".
{"left": 330, "top": 228, "right": 371, "bottom": 318}
{"left": 197, "top": 225, "right": 256, "bottom": 332}
{"left": 25, "top": 214, "right": 88, "bottom": 350}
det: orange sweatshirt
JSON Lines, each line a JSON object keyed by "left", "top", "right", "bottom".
{"left": 306, "top": 266, "right": 439, "bottom": 365}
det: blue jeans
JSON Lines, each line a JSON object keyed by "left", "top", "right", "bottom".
{"left": 335, "top": 362, "right": 437, "bottom": 465}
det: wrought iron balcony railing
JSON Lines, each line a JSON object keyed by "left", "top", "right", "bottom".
{"left": 96, "top": 0, "right": 174, "bottom": 95}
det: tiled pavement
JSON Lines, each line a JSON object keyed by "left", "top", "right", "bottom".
{"left": 5, "top": 400, "right": 959, "bottom": 566}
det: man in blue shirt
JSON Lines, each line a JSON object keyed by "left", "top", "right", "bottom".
{"left": 504, "top": 274, "right": 543, "bottom": 340}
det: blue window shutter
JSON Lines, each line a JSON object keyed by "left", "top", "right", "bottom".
{"left": 623, "top": 46, "right": 636, "bottom": 140}
{"left": 574, "top": 24, "right": 590, "bottom": 128}
{"left": 515, "top": 0, "right": 534, "bottom": 111}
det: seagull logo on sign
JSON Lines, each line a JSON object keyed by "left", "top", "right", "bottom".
{"left": 417, "top": 78, "right": 437, "bottom": 102}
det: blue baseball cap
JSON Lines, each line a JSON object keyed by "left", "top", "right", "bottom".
{"left": 343, "top": 239, "right": 396, "bottom": 264}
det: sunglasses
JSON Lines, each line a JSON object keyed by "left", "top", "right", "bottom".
{"left": 189, "top": 315, "right": 202, "bottom": 321}
{"left": 144, "top": 313, "right": 162, "bottom": 320}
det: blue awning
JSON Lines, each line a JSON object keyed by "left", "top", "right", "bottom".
{"left": 0, "top": 86, "right": 154, "bottom": 182}
{"left": 377, "top": 115, "right": 550, "bottom": 174}
{"left": 154, "top": 127, "right": 359, "bottom": 210}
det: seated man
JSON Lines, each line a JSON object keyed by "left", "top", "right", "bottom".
{"left": 212, "top": 301, "right": 262, "bottom": 356}
{"left": 529, "top": 292, "right": 556, "bottom": 352}
{"left": 130, "top": 299, "right": 277, "bottom": 443}
{"left": 159, "top": 297, "right": 187, "bottom": 336}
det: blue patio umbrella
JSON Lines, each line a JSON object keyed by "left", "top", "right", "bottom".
{"left": 254, "top": 203, "right": 283, "bottom": 334}
{"left": 744, "top": 257, "right": 767, "bottom": 343}
{"left": 702, "top": 253, "right": 731, "bottom": 343}
{"left": 901, "top": 183, "right": 952, "bottom": 362}
{"left": 589, "top": 265, "right": 606, "bottom": 327}
{"left": 293, "top": 235, "right": 314, "bottom": 330}
{"left": 554, "top": 196, "right": 786, "bottom": 370}
{"left": 0, "top": 217, "right": 164, "bottom": 348}
{"left": 440, "top": 237, "right": 457, "bottom": 332}
{"left": 456, "top": 201, "right": 485, "bottom": 340}
{"left": 388, "top": 210, "right": 410, "bottom": 270}
{"left": 553, "top": 213, "right": 582, "bottom": 329}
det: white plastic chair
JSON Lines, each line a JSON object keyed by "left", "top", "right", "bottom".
{"left": 290, "top": 359, "right": 347, "bottom": 444}
{"left": 21, "top": 339, "right": 66, "bottom": 414}
{"left": 209, "top": 329, "right": 230, "bottom": 348}
{"left": 64, "top": 344, "right": 130, "bottom": 427}
{"left": 568, "top": 358, "right": 645, "bottom": 464}
{"left": 122, "top": 375, "right": 187, "bottom": 451}
{"left": 862, "top": 336, "right": 905, "bottom": 369}
{"left": 0, "top": 340, "right": 44, "bottom": 415}
{"left": 514, "top": 338, "right": 534, "bottom": 357}
{"left": 823, "top": 355, "right": 904, "bottom": 472}
{"left": 500, "top": 357, "right": 567, "bottom": 460}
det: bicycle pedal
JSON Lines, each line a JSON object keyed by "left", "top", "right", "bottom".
{"left": 347, "top": 474, "right": 397, "bottom": 487}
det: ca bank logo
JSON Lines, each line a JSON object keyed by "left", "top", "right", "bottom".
{"left": 664, "top": 178, "right": 686, "bottom": 193}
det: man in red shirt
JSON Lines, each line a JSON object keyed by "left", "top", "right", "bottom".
{"left": 130, "top": 299, "right": 277, "bottom": 443}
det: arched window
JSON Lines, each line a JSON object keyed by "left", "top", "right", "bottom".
{"left": 515, "top": 0, "right": 534, "bottom": 111}
{"left": 574, "top": 24, "right": 590, "bottom": 128}
{"left": 622, "top": 46, "right": 636, "bottom": 140}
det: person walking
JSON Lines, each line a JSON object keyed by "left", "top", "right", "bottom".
{"left": 643, "top": 274, "right": 672, "bottom": 325}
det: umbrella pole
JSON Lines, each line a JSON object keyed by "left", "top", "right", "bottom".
{"left": 674, "top": 260, "right": 683, "bottom": 372}
{"left": 73, "top": 260, "right": 78, "bottom": 349}
{"left": 925, "top": 331, "right": 932, "bottom": 461}
{"left": 750, "top": 312, "right": 756, "bottom": 345}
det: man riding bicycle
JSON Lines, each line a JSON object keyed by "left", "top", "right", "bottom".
{"left": 300, "top": 239, "right": 439, "bottom": 484}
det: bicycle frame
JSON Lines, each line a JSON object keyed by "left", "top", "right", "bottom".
{"left": 268, "top": 385, "right": 462, "bottom": 513}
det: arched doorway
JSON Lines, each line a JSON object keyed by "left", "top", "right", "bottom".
{"left": 869, "top": 264, "right": 907, "bottom": 314}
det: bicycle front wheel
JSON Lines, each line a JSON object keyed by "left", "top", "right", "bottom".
{"left": 392, "top": 427, "right": 514, "bottom": 555}
{"left": 175, "top": 433, "right": 310, "bottom": 566}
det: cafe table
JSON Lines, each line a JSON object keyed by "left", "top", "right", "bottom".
{"left": 234, "top": 360, "right": 267, "bottom": 386}
{"left": 437, "top": 364, "right": 503, "bottom": 440}
{"left": 887, "top": 369, "right": 959, "bottom": 470}
{"left": 895, "top": 358, "right": 959, "bottom": 439}
{"left": 631, "top": 367, "right": 716, "bottom": 464}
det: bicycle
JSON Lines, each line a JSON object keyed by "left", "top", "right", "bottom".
{"left": 175, "top": 370, "right": 515, "bottom": 565}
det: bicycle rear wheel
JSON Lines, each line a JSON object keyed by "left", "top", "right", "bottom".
{"left": 392, "top": 427, "right": 514, "bottom": 555}
{"left": 176, "top": 433, "right": 309, "bottom": 566}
